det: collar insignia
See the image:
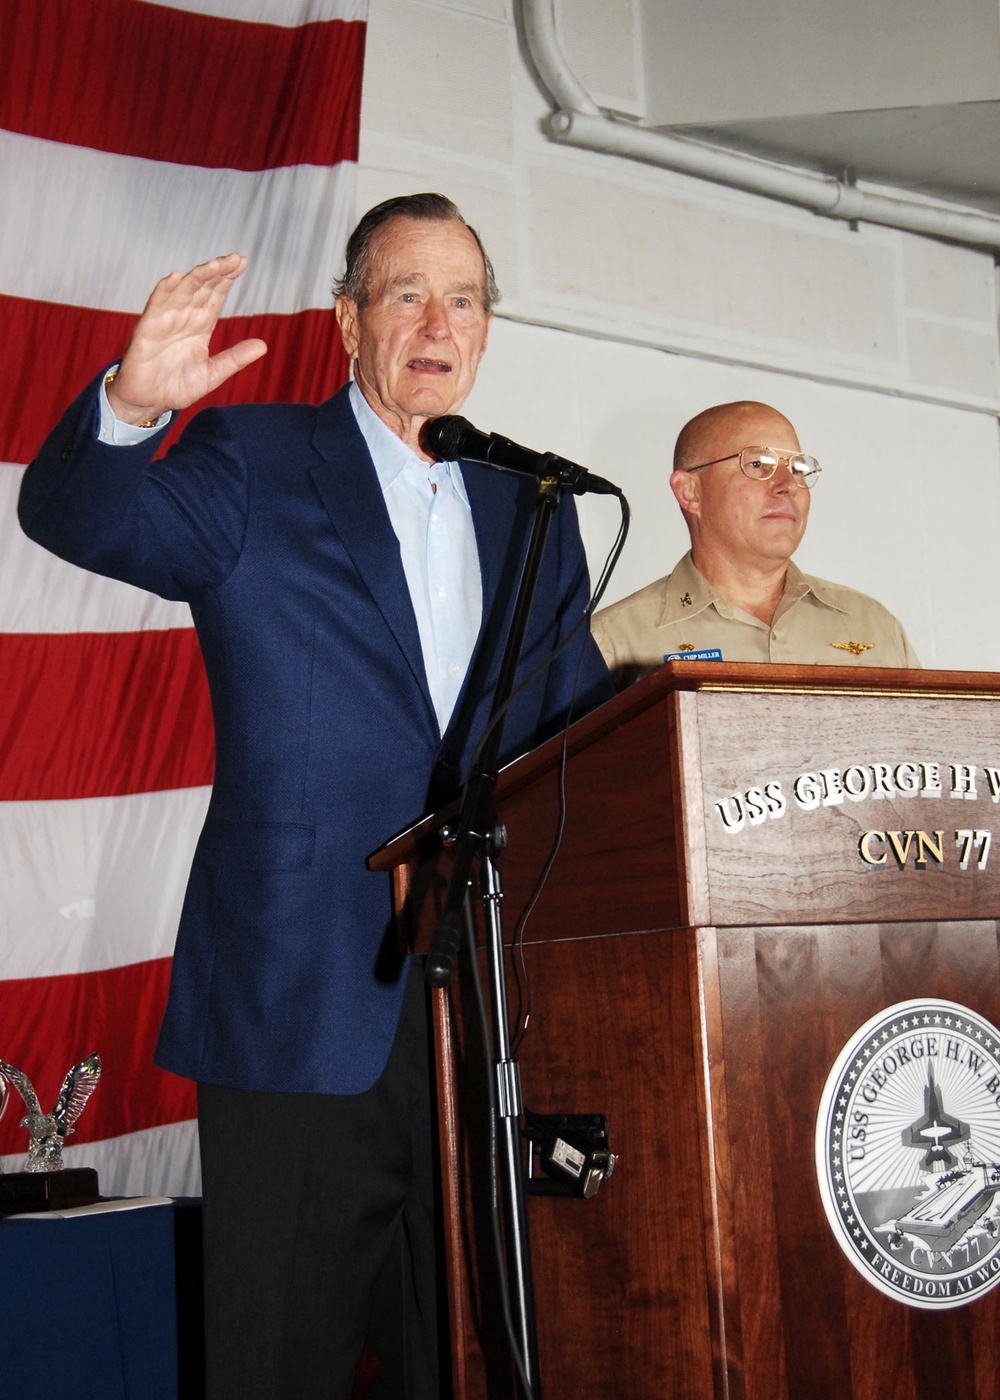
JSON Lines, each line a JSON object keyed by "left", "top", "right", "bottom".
{"left": 680, "top": 592, "right": 693, "bottom": 607}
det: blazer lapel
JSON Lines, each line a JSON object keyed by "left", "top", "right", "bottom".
{"left": 440, "top": 460, "right": 532, "bottom": 762}
{"left": 308, "top": 389, "right": 437, "bottom": 730}
{"left": 465, "top": 458, "right": 527, "bottom": 618}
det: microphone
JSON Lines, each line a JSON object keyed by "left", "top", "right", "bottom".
{"left": 421, "top": 415, "right": 620, "bottom": 496}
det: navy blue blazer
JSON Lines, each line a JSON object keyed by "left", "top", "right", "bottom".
{"left": 19, "top": 380, "right": 612, "bottom": 1094}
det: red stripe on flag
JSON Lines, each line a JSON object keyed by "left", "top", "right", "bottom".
{"left": 0, "top": 295, "right": 349, "bottom": 466}
{"left": 1, "top": 1, "right": 365, "bottom": 171}
{"left": 0, "top": 958, "right": 196, "bottom": 1147}
{"left": 0, "top": 630, "right": 214, "bottom": 801}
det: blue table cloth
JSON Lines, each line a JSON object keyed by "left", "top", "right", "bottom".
{"left": 0, "top": 1200, "right": 180, "bottom": 1400}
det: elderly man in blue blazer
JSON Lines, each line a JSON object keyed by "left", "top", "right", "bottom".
{"left": 19, "top": 193, "right": 612, "bottom": 1400}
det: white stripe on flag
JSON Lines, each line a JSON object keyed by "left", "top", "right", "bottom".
{"left": 0, "top": 467, "right": 193, "bottom": 634}
{"left": 0, "top": 133, "right": 356, "bottom": 315}
{"left": 0, "top": 789, "right": 211, "bottom": 979}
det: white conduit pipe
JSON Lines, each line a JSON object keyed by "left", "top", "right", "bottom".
{"left": 520, "top": 0, "right": 1000, "bottom": 251}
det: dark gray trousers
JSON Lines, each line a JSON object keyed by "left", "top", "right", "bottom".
{"left": 197, "top": 962, "right": 441, "bottom": 1400}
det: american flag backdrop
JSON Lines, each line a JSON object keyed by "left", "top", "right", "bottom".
{"left": 0, "top": 0, "right": 366, "bottom": 1194}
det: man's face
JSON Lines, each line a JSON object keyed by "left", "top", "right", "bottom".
{"left": 335, "top": 217, "right": 492, "bottom": 453}
{"left": 672, "top": 405, "right": 810, "bottom": 570}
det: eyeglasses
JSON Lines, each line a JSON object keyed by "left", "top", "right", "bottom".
{"left": 686, "top": 446, "right": 822, "bottom": 488}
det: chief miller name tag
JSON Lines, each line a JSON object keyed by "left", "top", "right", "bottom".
{"left": 665, "top": 648, "right": 723, "bottom": 663}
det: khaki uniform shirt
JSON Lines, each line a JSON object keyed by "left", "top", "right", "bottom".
{"left": 592, "top": 551, "right": 920, "bottom": 689}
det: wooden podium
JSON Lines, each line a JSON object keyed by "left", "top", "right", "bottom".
{"left": 370, "top": 663, "right": 1000, "bottom": 1399}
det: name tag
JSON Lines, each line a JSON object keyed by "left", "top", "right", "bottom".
{"left": 665, "top": 648, "right": 724, "bottom": 662}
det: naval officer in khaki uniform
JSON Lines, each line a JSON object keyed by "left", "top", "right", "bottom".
{"left": 592, "top": 400, "right": 919, "bottom": 689}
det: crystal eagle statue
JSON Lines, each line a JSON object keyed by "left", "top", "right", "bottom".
{"left": 0, "top": 1053, "right": 101, "bottom": 1172}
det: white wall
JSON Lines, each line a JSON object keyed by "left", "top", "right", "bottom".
{"left": 357, "top": 0, "right": 1000, "bottom": 673}
{"left": 638, "top": 0, "right": 1000, "bottom": 124}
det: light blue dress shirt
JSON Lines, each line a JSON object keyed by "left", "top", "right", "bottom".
{"left": 349, "top": 382, "right": 482, "bottom": 735}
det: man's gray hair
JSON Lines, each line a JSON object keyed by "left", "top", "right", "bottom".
{"left": 333, "top": 192, "right": 500, "bottom": 311}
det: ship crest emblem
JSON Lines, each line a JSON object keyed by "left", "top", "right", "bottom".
{"left": 816, "top": 999, "right": 1000, "bottom": 1309}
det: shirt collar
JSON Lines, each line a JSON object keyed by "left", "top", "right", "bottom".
{"left": 348, "top": 380, "right": 470, "bottom": 504}
{"left": 660, "top": 551, "right": 849, "bottom": 627}
{"left": 787, "top": 561, "right": 849, "bottom": 614}
{"left": 660, "top": 551, "right": 720, "bottom": 625}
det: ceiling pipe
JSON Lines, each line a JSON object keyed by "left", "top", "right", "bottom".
{"left": 519, "top": 0, "right": 1000, "bottom": 251}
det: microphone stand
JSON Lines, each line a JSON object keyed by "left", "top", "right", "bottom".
{"left": 426, "top": 458, "right": 574, "bottom": 1398}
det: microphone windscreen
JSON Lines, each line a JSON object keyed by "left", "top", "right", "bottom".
{"left": 421, "top": 415, "right": 470, "bottom": 461}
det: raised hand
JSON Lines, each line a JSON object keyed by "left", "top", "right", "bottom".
{"left": 106, "top": 253, "right": 268, "bottom": 426}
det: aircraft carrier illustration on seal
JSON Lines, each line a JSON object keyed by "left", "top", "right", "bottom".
{"left": 880, "top": 1066, "right": 1000, "bottom": 1257}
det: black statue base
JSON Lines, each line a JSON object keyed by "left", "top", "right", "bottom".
{"left": 0, "top": 1167, "right": 101, "bottom": 1214}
